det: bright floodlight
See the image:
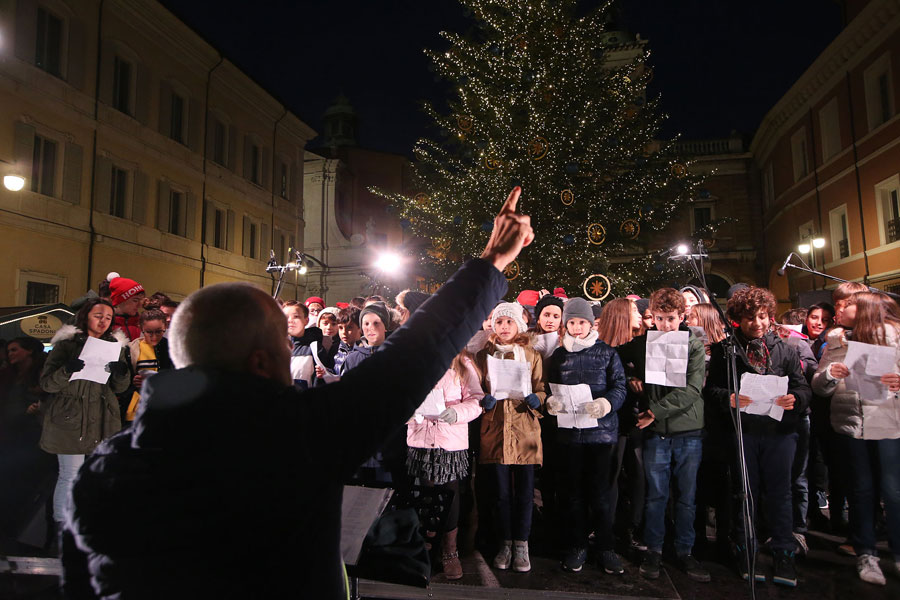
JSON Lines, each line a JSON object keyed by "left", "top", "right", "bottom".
{"left": 812, "top": 237, "right": 826, "bottom": 249}
{"left": 798, "top": 243, "right": 811, "bottom": 254}
{"left": 298, "top": 263, "right": 308, "bottom": 275}
{"left": 676, "top": 244, "right": 689, "bottom": 255}
{"left": 3, "top": 174, "right": 25, "bottom": 191}
{"left": 374, "top": 251, "right": 403, "bottom": 275}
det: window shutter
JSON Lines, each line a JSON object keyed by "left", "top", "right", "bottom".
{"left": 62, "top": 142, "right": 83, "bottom": 205}
{"left": 66, "top": 17, "right": 86, "bottom": 90}
{"left": 98, "top": 41, "right": 115, "bottom": 105}
{"left": 157, "top": 180, "right": 171, "bottom": 231}
{"left": 242, "top": 136, "right": 253, "bottom": 180}
{"left": 203, "top": 199, "right": 215, "bottom": 245}
{"left": 242, "top": 215, "right": 251, "bottom": 256}
{"left": 185, "top": 192, "right": 197, "bottom": 240}
{"left": 93, "top": 156, "right": 112, "bottom": 215}
{"left": 14, "top": 122, "right": 36, "bottom": 180}
{"left": 14, "top": 0, "right": 37, "bottom": 63}
{"left": 188, "top": 98, "right": 202, "bottom": 152}
{"left": 158, "top": 81, "right": 172, "bottom": 136}
{"left": 134, "top": 62, "right": 152, "bottom": 125}
{"left": 226, "top": 209, "right": 235, "bottom": 251}
{"left": 260, "top": 222, "right": 270, "bottom": 259}
{"left": 228, "top": 125, "right": 238, "bottom": 171}
{"left": 262, "top": 148, "right": 271, "bottom": 190}
{"left": 132, "top": 170, "right": 149, "bottom": 224}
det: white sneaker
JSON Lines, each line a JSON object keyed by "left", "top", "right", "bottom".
{"left": 857, "top": 554, "right": 886, "bottom": 585}
{"left": 512, "top": 540, "right": 531, "bottom": 572}
{"left": 493, "top": 540, "right": 512, "bottom": 570}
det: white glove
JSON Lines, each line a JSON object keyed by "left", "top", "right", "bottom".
{"left": 438, "top": 407, "right": 458, "bottom": 424}
{"left": 585, "top": 397, "right": 611, "bottom": 419}
{"left": 546, "top": 397, "right": 565, "bottom": 415}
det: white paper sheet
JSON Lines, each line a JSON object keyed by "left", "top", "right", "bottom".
{"left": 843, "top": 341, "right": 895, "bottom": 401}
{"left": 645, "top": 330, "right": 689, "bottom": 387}
{"left": 487, "top": 355, "right": 532, "bottom": 400}
{"left": 739, "top": 373, "right": 788, "bottom": 422}
{"left": 532, "top": 332, "right": 560, "bottom": 360}
{"left": 340, "top": 486, "right": 394, "bottom": 566}
{"left": 69, "top": 337, "right": 123, "bottom": 384}
{"left": 549, "top": 383, "right": 597, "bottom": 429}
{"left": 413, "top": 388, "right": 446, "bottom": 422}
{"left": 309, "top": 341, "right": 340, "bottom": 383}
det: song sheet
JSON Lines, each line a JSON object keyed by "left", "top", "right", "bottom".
{"left": 739, "top": 373, "right": 787, "bottom": 422}
{"left": 645, "top": 330, "right": 689, "bottom": 387}
{"left": 340, "top": 486, "right": 394, "bottom": 566}
{"left": 69, "top": 337, "right": 123, "bottom": 385}
{"left": 843, "top": 341, "right": 897, "bottom": 401}
{"left": 487, "top": 355, "right": 532, "bottom": 400}
{"left": 413, "top": 388, "right": 446, "bottom": 422}
{"left": 549, "top": 383, "right": 597, "bottom": 429}
{"left": 310, "top": 341, "right": 340, "bottom": 383}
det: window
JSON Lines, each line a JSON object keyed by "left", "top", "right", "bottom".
{"left": 244, "top": 138, "right": 262, "bottom": 185}
{"left": 243, "top": 215, "right": 261, "bottom": 258}
{"left": 864, "top": 53, "right": 894, "bottom": 131}
{"left": 830, "top": 205, "right": 850, "bottom": 260}
{"left": 112, "top": 55, "right": 133, "bottom": 115}
{"left": 213, "top": 207, "right": 225, "bottom": 249}
{"left": 875, "top": 175, "right": 900, "bottom": 245}
{"left": 26, "top": 281, "right": 59, "bottom": 305}
{"left": 280, "top": 162, "right": 289, "bottom": 199}
{"left": 169, "top": 190, "right": 183, "bottom": 236}
{"left": 819, "top": 97, "right": 841, "bottom": 161}
{"left": 169, "top": 92, "right": 185, "bottom": 144}
{"left": 31, "top": 134, "right": 58, "bottom": 196}
{"left": 212, "top": 119, "right": 227, "bottom": 166}
{"left": 791, "top": 128, "right": 809, "bottom": 182}
{"left": 693, "top": 206, "right": 712, "bottom": 234}
{"left": 762, "top": 163, "right": 775, "bottom": 209}
{"left": 35, "top": 7, "right": 64, "bottom": 77}
{"left": 249, "top": 222, "right": 258, "bottom": 258}
{"left": 109, "top": 166, "right": 128, "bottom": 218}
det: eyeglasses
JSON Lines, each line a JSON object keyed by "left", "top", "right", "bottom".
{"left": 142, "top": 329, "right": 165, "bottom": 336}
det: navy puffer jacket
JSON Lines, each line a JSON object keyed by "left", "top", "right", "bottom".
{"left": 546, "top": 339, "right": 627, "bottom": 444}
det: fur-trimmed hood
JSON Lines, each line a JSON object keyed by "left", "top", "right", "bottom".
{"left": 51, "top": 324, "right": 129, "bottom": 346}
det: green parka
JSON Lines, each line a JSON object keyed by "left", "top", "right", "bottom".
{"left": 39, "top": 325, "right": 130, "bottom": 455}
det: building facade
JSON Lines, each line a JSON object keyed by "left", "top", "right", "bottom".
{"left": 0, "top": 0, "right": 315, "bottom": 308}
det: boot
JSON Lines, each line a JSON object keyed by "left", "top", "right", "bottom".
{"left": 441, "top": 528, "right": 463, "bottom": 580}
{"left": 513, "top": 540, "right": 531, "bottom": 572}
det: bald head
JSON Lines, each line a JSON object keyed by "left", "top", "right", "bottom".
{"left": 169, "top": 283, "right": 289, "bottom": 383}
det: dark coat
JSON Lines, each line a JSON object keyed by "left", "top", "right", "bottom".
{"left": 546, "top": 339, "right": 627, "bottom": 445}
{"left": 61, "top": 258, "right": 507, "bottom": 600}
{"left": 341, "top": 342, "right": 379, "bottom": 374}
{"left": 704, "top": 331, "right": 812, "bottom": 435}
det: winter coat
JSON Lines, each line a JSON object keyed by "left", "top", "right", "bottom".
{"left": 546, "top": 338, "right": 627, "bottom": 445}
{"left": 112, "top": 314, "right": 140, "bottom": 342}
{"left": 475, "top": 344, "right": 545, "bottom": 465}
{"left": 332, "top": 340, "right": 360, "bottom": 374}
{"left": 60, "top": 257, "right": 508, "bottom": 600}
{"left": 39, "top": 325, "right": 130, "bottom": 455}
{"left": 705, "top": 331, "right": 812, "bottom": 436}
{"left": 341, "top": 342, "right": 381, "bottom": 374}
{"left": 290, "top": 328, "right": 322, "bottom": 390}
{"left": 812, "top": 325, "right": 900, "bottom": 440}
{"left": 406, "top": 358, "right": 483, "bottom": 451}
{"left": 779, "top": 331, "right": 819, "bottom": 384}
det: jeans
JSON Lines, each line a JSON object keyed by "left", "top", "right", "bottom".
{"left": 840, "top": 436, "right": 900, "bottom": 558}
{"left": 643, "top": 433, "right": 702, "bottom": 555}
{"left": 735, "top": 431, "right": 797, "bottom": 551}
{"left": 487, "top": 464, "right": 535, "bottom": 541}
{"left": 792, "top": 416, "right": 811, "bottom": 533}
{"left": 53, "top": 454, "right": 84, "bottom": 522}
{"left": 559, "top": 443, "right": 615, "bottom": 550}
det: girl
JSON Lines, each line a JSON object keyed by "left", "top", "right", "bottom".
{"left": 406, "top": 351, "right": 483, "bottom": 580}
{"left": 812, "top": 292, "right": 900, "bottom": 586}
{"left": 126, "top": 309, "right": 174, "bottom": 422}
{"left": 687, "top": 303, "right": 725, "bottom": 351}
{"left": 475, "top": 302, "right": 544, "bottom": 573}
{"left": 547, "top": 298, "right": 627, "bottom": 574}
{"left": 283, "top": 301, "right": 321, "bottom": 390}
{"left": 40, "top": 298, "right": 131, "bottom": 537}
{"left": 531, "top": 294, "right": 564, "bottom": 361}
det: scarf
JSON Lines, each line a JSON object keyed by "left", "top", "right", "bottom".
{"left": 492, "top": 342, "right": 527, "bottom": 363}
{"left": 737, "top": 330, "right": 771, "bottom": 375}
{"left": 127, "top": 339, "right": 158, "bottom": 421}
{"left": 563, "top": 330, "right": 599, "bottom": 353}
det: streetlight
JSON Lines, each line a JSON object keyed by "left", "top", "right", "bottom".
{"left": 812, "top": 237, "right": 825, "bottom": 249}
{"left": 1, "top": 158, "right": 25, "bottom": 191}
{"left": 374, "top": 250, "right": 403, "bottom": 275}
{"left": 798, "top": 242, "right": 811, "bottom": 254}
{"left": 675, "top": 243, "right": 689, "bottom": 256}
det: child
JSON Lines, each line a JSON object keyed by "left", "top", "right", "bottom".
{"left": 283, "top": 301, "right": 321, "bottom": 390}
{"left": 341, "top": 302, "right": 392, "bottom": 373}
{"left": 406, "top": 351, "right": 484, "bottom": 580}
{"left": 317, "top": 307, "right": 341, "bottom": 354}
{"left": 631, "top": 288, "right": 710, "bottom": 583}
{"left": 126, "top": 309, "right": 174, "bottom": 422}
{"left": 333, "top": 307, "right": 362, "bottom": 376}
{"left": 546, "top": 298, "right": 626, "bottom": 573}
{"left": 704, "top": 286, "right": 811, "bottom": 587}
{"left": 476, "top": 302, "right": 544, "bottom": 573}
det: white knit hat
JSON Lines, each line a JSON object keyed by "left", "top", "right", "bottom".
{"left": 317, "top": 307, "right": 340, "bottom": 326}
{"left": 492, "top": 302, "right": 528, "bottom": 334}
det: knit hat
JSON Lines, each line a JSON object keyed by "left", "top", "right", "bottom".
{"left": 492, "top": 302, "right": 528, "bottom": 333}
{"left": 680, "top": 285, "right": 708, "bottom": 304}
{"left": 359, "top": 301, "right": 391, "bottom": 329}
{"left": 317, "top": 307, "right": 340, "bottom": 326}
{"left": 516, "top": 289, "right": 540, "bottom": 307}
{"left": 727, "top": 283, "right": 749, "bottom": 300}
{"left": 591, "top": 303, "right": 604, "bottom": 320}
{"left": 109, "top": 275, "right": 144, "bottom": 306}
{"left": 335, "top": 302, "right": 350, "bottom": 309}
{"left": 401, "top": 291, "right": 430, "bottom": 314}
{"left": 304, "top": 296, "right": 325, "bottom": 308}
{"left": 553, "top": 287, "right": 568, "bottom": 299}
{"left": 636, "top": 298, "right": 650, "bottom": 316}
{"left": 562, "top": 297, "right": 594, "bottom": 325}
{"left": 535, "top": 294, "right": 564, "bottom": 318}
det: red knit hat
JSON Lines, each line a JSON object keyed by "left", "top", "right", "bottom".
{"left": 335, "top": 302, "right": 350, "bottom": 309}
{"left": 553, "top": 287, "right": 568, "bottom": 299}
{"left": 109, "top": 275, "right": 144, "bottom": 306}
{"left": 304, "top": 296, "right": 325, "bottom": 307}
{"left": 516, "top": 289, "right": 540, "bottom": 307}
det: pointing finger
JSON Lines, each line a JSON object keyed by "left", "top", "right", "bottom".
{"left": 500, "top": 186, "right": 522, "bottom": 215}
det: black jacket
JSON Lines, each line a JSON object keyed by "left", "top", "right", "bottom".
{"left": 62, "top": 258, "right": 507, "bottom": 600}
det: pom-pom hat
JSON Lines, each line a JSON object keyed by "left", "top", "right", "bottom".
{"left": 108, "top": 275, "right": 144, "bottom": 307}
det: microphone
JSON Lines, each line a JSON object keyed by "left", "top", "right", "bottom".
{"left": 776, "top": 253, "right": 793, "bottom": 276}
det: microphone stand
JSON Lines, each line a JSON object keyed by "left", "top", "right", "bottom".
{"left": 780, "top": 257, "right": 880, "bottom": 293}
{"left": 676, "top": 241, "right": 757, "bottom": 599}
{"left": 267, "top": 249, "right": 302, "bottom": 300}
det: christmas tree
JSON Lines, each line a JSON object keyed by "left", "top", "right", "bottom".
{"left": 376, "top": 0, "right": 705, "bottom": 299}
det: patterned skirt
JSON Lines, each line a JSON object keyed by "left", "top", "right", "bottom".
{"left": 406, "top": 447, "right": 469, "bottom": 485}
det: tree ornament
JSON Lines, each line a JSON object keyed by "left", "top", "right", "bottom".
{"left": 453, "top": 215, "right": 463, "bottom": 225}
{"left": 565, "top": 162, "right": 579, "bottom": 174}
{"left": 528, "top": 136, "right": 549, "bottom": 160}
{"left": 432, "top": 238, "right": 451, "bottom": 251}
{"left": 414, "top": 192, "right": 430, "bottom": 206}
{"left": 481, "top": 220, "right": 493, "bottom": 232}
{"left": 513, "top": 34, "right": 528, "bottom": 49}
{"left": 620, "top": 219, "right": 640, "bottom": 240}
{"left": 703, "top": 238, "right": 717, "bottom": 249}
{"left": 583, "top": 273, "right": 611, "bottom": 301}
{"left": 560, "top": 189, "right": 575, "bottom": 206}
{"left": 484, "top": 155, "right": 502, "bottom": 170}
{"left": 563, "top": 233, "right": 575, "bottom": 245}
{"left": 503, "top": 260, "right": 520, "bottom": 281}
{"left": 400, "top": 218, "right": 411, "bottom": 230}
{"left": 457, "top": 115, "right": 474, "bottom": 132}
{"left": 489, "top": 43, "right": 501, "bottom": 55}
{"left": 670, "top": 163, "right": 687, "bottom": 178}
{"left": 654, "top": 262, "right": 666, "bottom": 272}
{"left": 587, "top": 223, "right": 606, "bottom": 246}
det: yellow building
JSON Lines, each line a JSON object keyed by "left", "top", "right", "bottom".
{"left": 0, "top": 0, "right": 316, "bottom": 308}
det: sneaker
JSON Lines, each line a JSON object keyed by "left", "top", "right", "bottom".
{"left": 562, "top": 547, "right": 587, "bottom": 573}
{"left": 601, "top": 550, "right": 625, "bottom": 575}
{"left": 677, "top": 554, "right": 711, "bottom": 583}
{"left": 772, "top": 550, "right": 798, "bottom": 587}
{"left": 735, "top": 545, "right": 765, "bottom": 582}
{"left": 857, "top": 554, "right": 886, "bottom": 585}
{"left": 512, "top": 540, "right": 531, "bottom": 573}
{"left": 493, "top": 540, "right": 512, "bottom": 570}
{"left": 793, "top": 532, "right": 809, "bottom": 556}
{"left": 816, "top": 490, "right": 829, "bottom": 510}
{"left": 838, "top": 540, "right": 857, "bottom": 556}
{"left": 640, "top": 551, "right": 662, "bottom": 579}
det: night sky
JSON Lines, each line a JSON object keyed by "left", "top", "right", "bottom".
{"left": 159, "top": 0, "right": 844, "bottom": 156}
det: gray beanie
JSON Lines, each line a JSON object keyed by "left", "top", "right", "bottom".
{"left": 359, "top": 301, "right": 391, "bottom": 329}
{"left": 562, "top": 297, "right": 594, "bottom": 325}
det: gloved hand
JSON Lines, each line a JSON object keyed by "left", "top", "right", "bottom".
{"left": 438, "top": 407, "right": 458, "bottom": 424}
{"left": 524, "top": 393, "right": 541, "bottom": 410}
{"left": 545, "top": 397, "right": 565, "bottom": 416}
{"left": 105, "top": 361, "right": 129, "bottom": 377}
{"left": 65, "top": 358, "right": 85, "bottom": 374}
{"left": 585, "top": 397, "right": 612, "bottom": 419}
{"left": 481, "top": 395, "right": 498, "bottom": 411}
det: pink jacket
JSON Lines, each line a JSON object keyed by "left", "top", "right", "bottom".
{"left": 407, "top": 358, "right": 484, "bottom": 451}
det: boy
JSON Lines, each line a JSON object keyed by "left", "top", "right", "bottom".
{"left": 283, "top": 301, "right": 322, "bottom": 390}
{"left": 631, "top": 288, "right": 710, "bottom": 583}
{"left": 334, "top": 307, "right": 362, "bottom": 375}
